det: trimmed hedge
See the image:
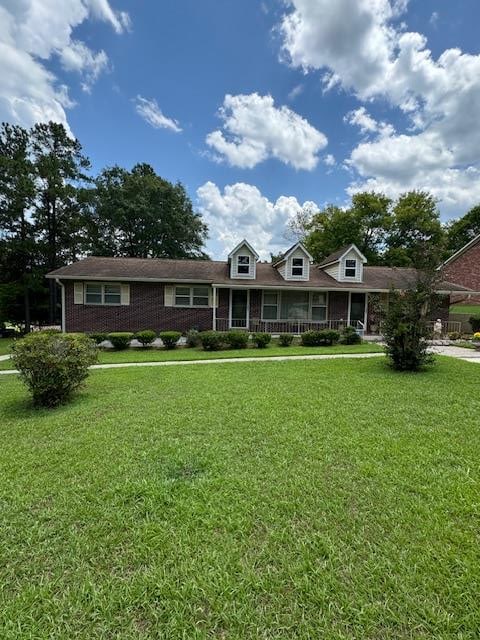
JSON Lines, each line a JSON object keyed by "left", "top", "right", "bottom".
{"left": 159, "top": 331, "right": 181, "bottom": 350}
{"left": 135, "top": 329, "right": 157, "bottom": 346}
{"left": 252, "top": 332, "right": 271, "bottom": 348}
{"left": 108, "top": 332, "right": 134, "bottom": 350}
{"left": 340, "top": 325, "right": 361, "bottom": 345}
{"left": 301, "top": 329, "right": 340, "bottom": 346}
{"left": 186, "top": 328, "right": 201, "bottom": 348}
{"left": 199, "top": 331, "right": 225, "bottom": 351}
{"left": 469, "top": 315, "right": 480, "bottom": 333}
{"left": 278, "top": 333, "right": 294, "bottom": 346}
{"left": 11, "top": 332, "right": 97, "bottom": 407}
{"left": 225, "top": 331, "right": 249, "bottom": 349}
{"left": 89, "top": 332, "right": 108, "bottom": 345}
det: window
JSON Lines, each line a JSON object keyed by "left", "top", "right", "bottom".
{"left": 85, "top": 283, "right": 121, "bottom": 305}
{"left": 262, "top": 292, "right": 278, "bottom": 319}
{"left": 174, "top": 286, "right": 209, "bottom": 307}
{"left": 311, "top": 292, "right": 327, "bottom": 321}
{"left": 280, "top": 291, "right": 309, "bottom": 320}
{"left": 237, "top": 255, "right": 250, "bottom": 275}
{"left": 344, "top": 259, "right": 357, "bottom": 278}
{"left": 291, "top": 257, "right": 304, "bottom": 277}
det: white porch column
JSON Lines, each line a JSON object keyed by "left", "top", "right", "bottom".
{"left": 212, "top": 285, "right": 217, "bottom": 330}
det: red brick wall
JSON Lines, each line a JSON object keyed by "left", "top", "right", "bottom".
{"left": 250, "top": 289, "right": 262, "bottom": 320}
{"left": 63, "top": 281, "right": 213, "bottom": 333}
{"left": 442, "top": 241, "right": 480, "bottom": 301}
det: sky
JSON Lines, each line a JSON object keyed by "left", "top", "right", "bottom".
{"left": 1, "top": 0, "right": 480, "bottom": 259}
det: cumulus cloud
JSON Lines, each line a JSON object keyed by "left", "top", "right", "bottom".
{"left": 0, "top": 0, "right": 129, "bottom": 127}
{"left": 197, "top": 181, "right": 318, "bottom": 258}
{"left": 134, "top": 96, "right": 182, "bottom": 133}
{"left": 279, "top": 0, "right": 480, "bottom": 216}
{"left": 206, "top": 93, "right": 327, "bottom": 170}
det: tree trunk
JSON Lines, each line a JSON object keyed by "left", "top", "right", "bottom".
{"left": 23, "top": 285, "right": 31, "bottom": 333}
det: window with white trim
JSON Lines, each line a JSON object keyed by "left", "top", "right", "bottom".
{"left": 344, "top": 259, "right": 357, "bottom": 278}
{"left": 174, "top": 286, "right": 209, "bottom": 307}
{"left": 237, "top": 255, "right": 250, "bottom": 275}
{"left": 262, "top": 292, "right": 279, "bottom": 319}
{"left": 291, "top": 257, "right": 304, "bottom": 277}
{"left": 85, "top": 283, "right": 121, "bottom": 305}
{"left": 311, "top": 292, "right": 327, "bottom": 321}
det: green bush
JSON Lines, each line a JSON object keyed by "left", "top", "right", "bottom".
{"left": 186, "top": 328, "right": 201, "bottom": 348}
{"left": 469, "top": 315, "right": 480, "bottom": 333}
{"left": 11, "top": 332, "right": 97, "bottom": 407}
{"left": 279, "top": 333, "right": 294, "bottom": 346}
{"left": 301, "top": 329, "right": 340, "bottom": 346}
{"left": 448, "top": 331, "right": 462, "bottom": 341}
{"left": 108, "top": 332, "right": 134, "bottom": 350}
{"left": 135, "top": 329, "right": 157, "bottom": 346}
{"left": 225, "top": 331, "right": 249, "bottom": 349}
{"left": 159, "top": 331, "right": 181, "bottom": 349}
{"left": 88, "top": 332, "right": 108, "bottom": 345}
{"left": 340, "top": 325, "right": 361, "bottom": 345}
{"left": 199, "top": 331, "right": 225, "bottom": 351}
{"left": 253, "top": 332, "right": 271, "bottom": 348}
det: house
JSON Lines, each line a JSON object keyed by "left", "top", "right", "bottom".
{"left": 440, "top": 233, "right": 480, "bottom": 303}
{"left": 46, "top": 240, "right": 470, "bottom": 334}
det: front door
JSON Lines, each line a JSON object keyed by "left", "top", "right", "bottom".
{"left": 350, "top": 293, "right": 366, "bottom": 326}
{"left": 230, "top": 290, "right": 248, "bottom": 328}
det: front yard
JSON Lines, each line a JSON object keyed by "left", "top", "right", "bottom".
{"left": 1, "top": 357, "right": 480, "bottom": 638}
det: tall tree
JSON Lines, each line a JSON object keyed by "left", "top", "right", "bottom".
{"left": 31, "top": 122, "right": 91, "bottom": 322}
{"left": 385, "top": 191, "right": 445, "bottom": 268}
{"left": 87, "top": 163, "right": 208, "bottom": 259}
{"left": 0, "top": 123, "right": 37, "bottom": 331}
{"left": 445, "top": 204, "right": 480, "bottom": 255}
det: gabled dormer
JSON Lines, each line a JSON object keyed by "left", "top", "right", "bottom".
{"left": 318, "top": 244, "right": 367, "bottom": 283}
{"left": 228, "top": 239, "right": 259, "bottom": 279}
{"left": 272, "top": 242, "right": 313, "bottom": 281}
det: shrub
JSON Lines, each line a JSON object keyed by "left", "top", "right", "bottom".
{"left": 199, "top": 331, "right": 225, "bottom": 351}
{"left": 225, "top": 331, "right": 249, "bottom": 349}
{"left": 474, "top": 332, "right": 480, "bottom": 342}
{"left": 301, "top": 329, "right": 340, "bottom": 346}
{"left": 279, "top": 333, "right": 294, "bottom": 346}
{"left": 159, "top": 331, "right": 181, "bottom": 349}
{"left": 340, "top": 325, "right": 361, "bottom": 345}
{"left": 186, "top": 328, "right": 201, "bottom": 348}
{"left": 253, "top": 332, "right": 271, "bottom": 348}
{"left": 108, "top": 332, "right": 134, "bottom": 350}
{"left": 11, "top": 332, "right": 97, "bottom": 407}
{"left": 135, "top": 329, "right": 157, "bottom": 346}
{"left": 448, "top": 331, "right": 462, "bottom": 341}
{"left": 89, "top": 332, "right": 108, "bottom": 345}
{"left": 469, "top": 315, "right": 480, "bottom": 333}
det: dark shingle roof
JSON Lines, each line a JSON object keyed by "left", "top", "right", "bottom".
{"left": 46, "top": 256, "right": 471, "bottom": 292}
{"left": 317, "top": 245, "right": 354, "bottom": 267}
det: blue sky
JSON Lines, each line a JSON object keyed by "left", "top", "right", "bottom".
{"left": 1, "top": 0, "right": 480, "bottom": 258}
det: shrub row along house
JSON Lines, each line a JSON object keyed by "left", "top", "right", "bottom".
{"left": 46, "top": 239, "right": 474, "bottom": 335}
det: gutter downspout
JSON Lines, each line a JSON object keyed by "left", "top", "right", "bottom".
{"left": 56, "top": 278, "right": 66, "bottom": 333}
{"left": 212, "top": 285, "right": 217, "bottom": 331}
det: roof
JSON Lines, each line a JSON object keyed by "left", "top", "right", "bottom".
{"left": 272, "top": 241, "right": 313, "bottom": 266}
{"left": 228, "top": 239, "right": 259, "bottom": 260}
{"left": 440, "top": 233, "right": 480, "bottom": 268}
{"left": 46, "top": 256, "right": 471, "bottom": 293}
{"left": 318, "top": 243, "right": 367, "bottom": 267}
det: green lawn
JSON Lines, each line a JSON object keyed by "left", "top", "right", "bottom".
{"left": 0, "top": 341, "right": 383, "bottom": 370}
{"left": 0, "top": 338, "right": 14, "bottom": 355}
{"left": 450, "top": 303, "right": 480, "bottom": 315}
{"left": 1, "top": 357, "right": 480, "bottom": 638}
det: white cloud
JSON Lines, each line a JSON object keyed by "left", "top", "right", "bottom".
{"left": 206, "top": 93, "right": 327, "bottom": 170}
{"left": 0, "top": 0, "right": 129, "bottom": 128}
{"left": 288, "top": 83, "right": 304, "bottom": 101}
{"left": 279, "top": 0, "right": 480, "bottom": 217}
{"left": 197, "top": 181, "right": 318, "bottom": 259}
{"left": 323, "top": 154, "right": 336, "bottom": 166}
{"left": 429, "top": 11, "right": 439, "bottom": 28}
{"left": 134, "top": 96, "right": 182, "bottom": 133}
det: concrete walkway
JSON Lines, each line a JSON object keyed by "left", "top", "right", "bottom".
{"left": 430, "top": 345, "right": 480, "bottom": 360}
{"left": 0, "top": 354, "right": 10, "bottom": 362}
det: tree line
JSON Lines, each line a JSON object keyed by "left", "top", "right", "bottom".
{"left": 287, "top": 191, "right": 480, "bottom": 268}
{"left": 0, "top": 122, "right": 208, "bottom": 330}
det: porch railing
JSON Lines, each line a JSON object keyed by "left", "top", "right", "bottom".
{"left": 250, "top": 319, "right": 350, "bottom": 335}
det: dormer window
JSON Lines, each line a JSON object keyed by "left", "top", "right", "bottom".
{"left": 344, "top": 259, "right": 357, "bottom": 278}
{"left": 237, "top": 255, "right": 250, "bottom": 275}
{"left": 292, "top": 258, "right": 304, "bottom": 277}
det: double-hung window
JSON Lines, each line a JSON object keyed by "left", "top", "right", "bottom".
{"left": 237, "top": 255, "right": 250, "bottom": 275}
{"left": 174, "top": 286, "right": 209, "bottom": 307}
{"left": 291, "top": 257, "right": 304, "bottom": 277}
{"left": 85, "top": 283, "right": 121, "bottom": 305}
{"left": 344, "top": 259, "right": 357, "bottom": 278}
{"left": 311, "top": 292, "right": 327, "bottom": 321}
{"left": 262, "top": 292, "right": 279, "bottom": 319}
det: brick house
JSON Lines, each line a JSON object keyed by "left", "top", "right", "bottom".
{"left": 46, "top": 240, "right": 470, "bottom": 335}
{"left": 441, "top": 234, "right": 480, "bottom": 303}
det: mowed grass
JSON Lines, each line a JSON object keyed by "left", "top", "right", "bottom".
{"left": 0, "top": 341, "right": 383, "bottom": 370}
{"left": 0, "top": 338, "right": 14, "bottom": 355}
{"left": 1, "top": 358, "right": 480, "bottom": 638}
{"left": 450, "top": 303, "right": 480, "bottom": 314}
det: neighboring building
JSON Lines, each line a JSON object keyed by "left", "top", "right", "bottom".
{"left": 46, "top": 241, "right": 470, "bottom": 334}
{"left": 441, "top": 234, "right": 480, "bottom": 302}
